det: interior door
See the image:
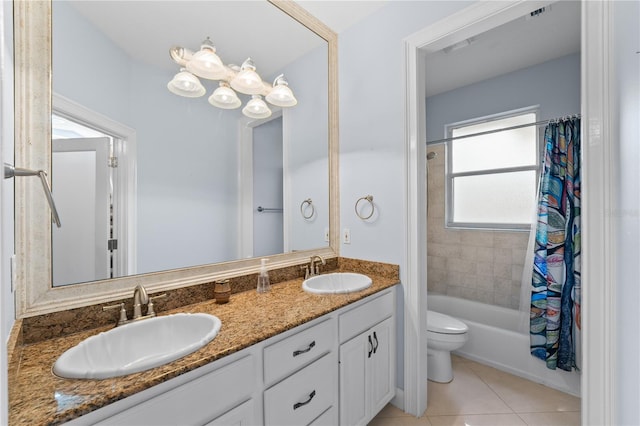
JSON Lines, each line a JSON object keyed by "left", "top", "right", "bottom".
{"left": 52, "top": 137, "right": 111, "bottom": 286}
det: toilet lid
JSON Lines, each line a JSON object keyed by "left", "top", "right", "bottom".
{"left": 427, "top": 311, "right": 468, "bottom": 334}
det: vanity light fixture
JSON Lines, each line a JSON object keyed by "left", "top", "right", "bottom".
{"left": 168, "top": 38, "right": 298, "bottom": 119}
{"left": 243, "top": 95, "right": 272, "bottom": 119}
{"left": 209, "top": 82, "right": 242, "bottom": 109}
{"left": 167, "top": 68, "right": 206, "bottom": 98}
{"left": 230, "top": 58, "right": 264, "bottom": 95}
{"left": 265, "top": 74, "right": 297, "bottom": 107}
{"left": 186, "top": 37, "right": 226, "bottom": 80}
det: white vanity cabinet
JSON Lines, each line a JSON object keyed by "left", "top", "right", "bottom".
{"left": 338, "top": 290, "right": 395, "bottom": 426}
{"left": 205, "top": 399, "right": 255, "bottom": 426}
{"left": 91, "top": 353, "right": 257, "bottom": 426}
{"left": 263, "top": 318, "right": 338, "bottom": 425}
{"left": 61, "top": 351, "right": 258, "bottom": 425}
{"left": 63, "top": 286, "right": 396, "bottom": 426}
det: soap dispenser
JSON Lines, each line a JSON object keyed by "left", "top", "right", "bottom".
{"left": 257, "top": 258, "right": 271, "bottom": 293}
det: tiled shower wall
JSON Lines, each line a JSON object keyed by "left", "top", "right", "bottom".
{"left": 426, "top": 144, "right": 530, "bottom": 309}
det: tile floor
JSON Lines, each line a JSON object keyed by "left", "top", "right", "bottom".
{"left": 369, "top": 355, "right": 581, "bottom": 426}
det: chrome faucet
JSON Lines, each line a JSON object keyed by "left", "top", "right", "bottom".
{"left": 103, "top": 285, "right": 166, "bottom": 326}
{"left": 132, "top": 284, "right": 149, "bottom": 320}
{"left": 309, "top": 255, "right": 326, "bottom": 277}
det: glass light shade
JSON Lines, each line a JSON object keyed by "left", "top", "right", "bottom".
{"left": 187, "top": 49, "right": 225, "bottom": 80}
{"left": 266, "top": 85, "right": 297, "bottom": 107}
{"left": 186, "top": 38, "right": 226, "bottom": 80}
{"left": 266, "top": 75, "right": 297, "bottom": 107}
{"left": 242, "top": 95, "right": 272, "bottom": 119}
{"left": 167, "top": 69, "right": 205, "bottom": 98}
{"left": 230, "top": 58, "right": 264, "bottom": 95}
{"left": 208, "top": 82, "right": 241, "bottom": 109}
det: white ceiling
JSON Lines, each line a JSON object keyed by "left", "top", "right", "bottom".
{"left": 296, "top": 0, "right": 389, "bottom": 33}
{"left": 66, "top": 1, "right": 326, "bottom": 79}
{"left": 65, "top": 1, "right": 580, "bottom": 98}
{"left": 425, "top": 1, "right": 581, "bottom": 97}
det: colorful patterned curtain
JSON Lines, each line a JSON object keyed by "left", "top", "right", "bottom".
{"left": 530, "top": 116, "right": 581, "bottom": 371}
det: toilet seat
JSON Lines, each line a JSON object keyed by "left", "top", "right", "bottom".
{"left": 427, "top": 311, "right": 468, "bottom": 334}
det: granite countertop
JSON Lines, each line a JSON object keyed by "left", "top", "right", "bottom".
{"left": 8, "top": 266, "right": 399, "bottom": 425}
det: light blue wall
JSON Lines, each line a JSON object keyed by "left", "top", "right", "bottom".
{"left": 284, "top": 44, "right": 329, "bottom": 251}
{"left": 613, "top": 1, "right": 640, "bottom": 424}
{"left": 426, "top": 53, "right": 581, "bottom": 144}
{"left": 129, "top": 61, "right": 241, "bottom": 273}
{"left": 53, "top": 2, "right": 241, "bottom": 274}
{"left": 338, "top": 0, "right": 473, "bottom": 393}
{"left": 53, "top": 2, "right": 133, "bottom": 127}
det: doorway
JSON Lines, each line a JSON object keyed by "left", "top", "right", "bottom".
{"left": 403, "top": 1, "right": 615, "bottom": 422}
{"left": 52, "top": 93, "right": 137, "bottom": 283}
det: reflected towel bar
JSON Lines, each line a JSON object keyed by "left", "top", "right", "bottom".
{"left": 256, "top": 206, "right": 283, "bottom": 213}
{"left": 4, "top": 163, "right": 61, "bottom": 227}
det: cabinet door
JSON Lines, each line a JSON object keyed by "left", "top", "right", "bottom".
{"left": 205, "top": 399, "right": 255, "bottom": 426}
{"left": 339, "top": 333, "right": 368, "bottom": 426}
{"left": 369, "top": 317, "right": 394, "bottom": 418}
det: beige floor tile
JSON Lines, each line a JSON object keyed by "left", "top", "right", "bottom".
{"left": 451, "top": 354, "right": 473, "bottom": 366}
{"left": 428, "top": 413, "right": 527, "bottom": 426}
{"left": 368, "top": 414, "right": 432, "bottom": 426}
{"left": 467, "top": 363, "right": 581, "bottom": 413}
{"left": 425, "top": 364, "right": 513, "bottom": 416}
{"left": 375, "top": 403, "right": 412, "bottom": 418}
{"left": 518, "top": 411, "right": 581, "bottom": 426}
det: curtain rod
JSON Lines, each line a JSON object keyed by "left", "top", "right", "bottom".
{"left": 425, "top": 114, "right": 581, "bottom": 145}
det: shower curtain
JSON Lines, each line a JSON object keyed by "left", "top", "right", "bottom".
{"left": 529, "top": 116, "right": 581, "bottom": 371}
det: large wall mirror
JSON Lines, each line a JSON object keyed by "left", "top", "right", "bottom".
{"left": 14, "top": 0, "right": 339, "bottom": 318}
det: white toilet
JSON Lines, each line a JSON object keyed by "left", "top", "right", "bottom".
{"left": 427, "top": 310, "right": 469, "bottom": 383}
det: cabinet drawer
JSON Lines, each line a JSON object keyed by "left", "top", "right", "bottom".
{"left": 264, "top": 352, "right": 335, "bottom": 426}
{"left": 263, "top": 318, "right": 334, "bottom": 385}
{"left": 96, "top": 355, "right": 255, "bottom": 425}
{"left": 339, "top": 290, "right": 393, "bottom": 343}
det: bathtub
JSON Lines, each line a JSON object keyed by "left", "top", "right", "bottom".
{"left": 428, "top": 293, "right": 581, "bottom": 397}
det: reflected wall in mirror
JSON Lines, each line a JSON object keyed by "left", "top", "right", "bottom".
{"left": 14, "top": 0, "right": 338, "bottom": 317}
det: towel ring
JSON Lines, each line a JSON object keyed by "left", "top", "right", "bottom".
{"left": 300, "top": 198, "right": 315, "bottom": 219}
{"left": 355, "top": 195, "right": 375, "bottom": 220}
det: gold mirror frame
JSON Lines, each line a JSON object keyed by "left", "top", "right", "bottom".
{"left": 13, "top": 0, "right": 339, "bottom": 318}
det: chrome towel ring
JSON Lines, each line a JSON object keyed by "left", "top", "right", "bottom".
{"left": 355, "top": 195, "right": 375, "bottom": 220}
{"left": 300, "top": 198, "right": 315, "bottom": 219}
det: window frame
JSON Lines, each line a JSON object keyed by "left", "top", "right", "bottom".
{"left": 444, "top": 106, "right": 540, "bottom": 231}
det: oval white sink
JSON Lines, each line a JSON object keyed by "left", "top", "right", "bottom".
{"left": 302, "top": 272, "right": 372, "bottom": 294}
{"left": 53, "top": 313, "right": 221, "bottom": 380}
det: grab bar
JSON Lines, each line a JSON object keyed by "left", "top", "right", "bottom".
{"left": 4, "top": 163, "right": 61, "bottom": 227}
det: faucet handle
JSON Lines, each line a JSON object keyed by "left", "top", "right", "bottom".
{"left": 300, "top": 265, "right": 310, "bottom": 279}
{"left": 147, "top": 293, "right": 167, "bottom": 317}
{"left": 103, "top": 302, "right": 127, "bottom": 325}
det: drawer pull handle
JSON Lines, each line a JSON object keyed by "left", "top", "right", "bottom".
{"left": 293, "top": 341, "right": 316, "bottom": 357}
{"left": 368, "top": 335, "right": 373, "bottom": 358}
{"left": 293, "top": 390, "right": 316, "bottom": 410}
{"left": 373, "top": 331, "right": 379, "bottom": 354}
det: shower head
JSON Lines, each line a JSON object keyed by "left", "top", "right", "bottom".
{"left": 427, "top": 152, "right": 438, "bottom": 160}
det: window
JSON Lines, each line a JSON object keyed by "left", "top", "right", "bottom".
{"left": 446, "top": 109, "right": 539, "bottom": 230}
